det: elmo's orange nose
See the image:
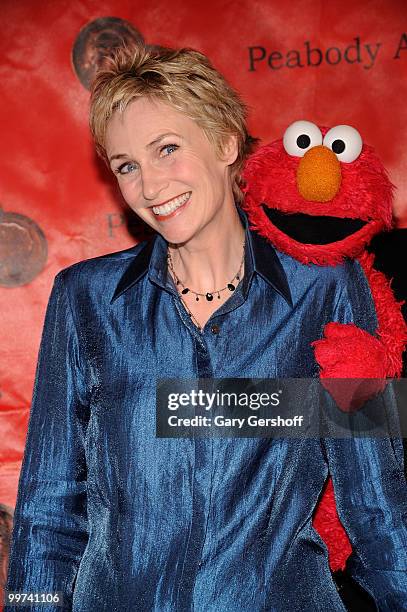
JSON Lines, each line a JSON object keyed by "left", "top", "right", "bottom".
{"left": 296, "top": 145, "right": 341, "bottom": 202}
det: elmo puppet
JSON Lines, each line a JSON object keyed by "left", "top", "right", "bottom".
{"left": 241, "top": 120, "right": 407, "bottom": 573}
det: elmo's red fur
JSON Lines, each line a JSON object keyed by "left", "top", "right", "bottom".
{"left": 242, "top": 125, "right": 407, "bottom": 571}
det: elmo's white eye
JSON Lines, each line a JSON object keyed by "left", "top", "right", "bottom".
{"left": 283, "top": 120, "right": 323, "bottom": 157}
{"left": 323, "top": 125, "right": 363, "bottom": 163}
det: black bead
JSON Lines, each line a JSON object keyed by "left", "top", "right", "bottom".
{"left": 217, "top": 293, "right": 221, "bottom": 299}
{"left": 181, "top": 288, "right": 189, "bottom": 295}
{"left": 206, "top": 293, "right": 214, "bottom": 301}
{"left": 227, "top": 283, "right": 235, "bottom": 291}
{"left": 196, "top": 296, "right": 199, "bottom": 301}
{"left": 236, "top": 275, "right": 240, "bottom": 280}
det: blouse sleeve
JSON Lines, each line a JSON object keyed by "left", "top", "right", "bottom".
{"left": 323, "top": 260, "right": 407, "bottom": 609}
{"left": 5, "top": 271, "right": 90, "bottom": 611}
{"left": 323, "top": 434, "right": 407, "bottom": 610}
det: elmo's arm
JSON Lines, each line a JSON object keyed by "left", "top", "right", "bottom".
{"left": 358, "top": 250, "right": 407, "bottom": 378}
{"left": 313, "top": 258, "right": 387, "bottom": 381}
{"left": 314, "top": 253, "right": 407, "bottom": 383}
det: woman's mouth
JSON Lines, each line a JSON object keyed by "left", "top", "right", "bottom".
{"left": 152, "top": 192, "right": 192, "bottom": 220}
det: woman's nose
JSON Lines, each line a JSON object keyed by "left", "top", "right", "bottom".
{"left": 141, "top": 165, "right": 169, "bottom": 201}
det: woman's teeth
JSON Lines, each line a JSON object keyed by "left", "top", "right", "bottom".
{"left": 152, "top": 192, "right": 191, "bottom": 216}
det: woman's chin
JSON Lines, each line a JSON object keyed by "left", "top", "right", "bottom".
{"left": 161, "top": 228, "right": 195, "bottom": 246}
{"left": 154, "top": 218, "right": 198, "bottom": 245}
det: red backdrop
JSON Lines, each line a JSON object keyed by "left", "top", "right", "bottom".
{"left": 1, "top": 0, "right": 406, "bottom": 514}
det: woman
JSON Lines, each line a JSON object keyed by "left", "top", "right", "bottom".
{"left": 6, "top": 45, "right": 407, "bottom": 611}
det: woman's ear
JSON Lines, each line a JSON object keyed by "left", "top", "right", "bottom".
{"left": 219, "top": 134, "right": 239, "bottom": 166}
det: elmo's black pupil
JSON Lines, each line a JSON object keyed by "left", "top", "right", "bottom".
{"left": 332, "top": 139, "right": 346, "bottom": 154}
{"left": 297, "top": 134, "right": 311, "bottom": 149}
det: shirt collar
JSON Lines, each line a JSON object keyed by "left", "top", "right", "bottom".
{"left": 111, "top": 208, "right": 292, "bottom": 307}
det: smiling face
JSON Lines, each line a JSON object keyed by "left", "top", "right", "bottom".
{"left": 105, "top": 96, "right": 238, "bottom": 245}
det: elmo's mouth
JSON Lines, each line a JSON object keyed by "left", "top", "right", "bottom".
{"left": 262, "top": 206, "right": 367, "bottom": 245}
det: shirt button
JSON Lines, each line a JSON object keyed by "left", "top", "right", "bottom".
{"left": 210, "top": 324, "right": 220, "bottom": 335}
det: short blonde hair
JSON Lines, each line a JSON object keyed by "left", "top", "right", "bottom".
{"left": 89, "top": 45, "right": 258, "bottom": 203}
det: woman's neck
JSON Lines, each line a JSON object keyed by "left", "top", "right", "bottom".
{"left": 168, "top": 205, "right": 245, "bottom": 293}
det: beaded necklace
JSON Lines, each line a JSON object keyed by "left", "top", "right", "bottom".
{"left": 167, "top": 241, "right": 245, "bottom": 330}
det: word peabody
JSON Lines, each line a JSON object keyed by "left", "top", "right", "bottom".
{"left": 167, "top": 389, "right": 281, "bottom": 411}
{"left": 168, "top": 415, "right": 304, "bottom": 429}
{"left": 249, "top": 37, "right": 384, "bottom": 71}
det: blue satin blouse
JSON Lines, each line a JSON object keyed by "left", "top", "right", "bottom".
{"left": 6, "top": 211, "right": 407, "bottom": 611}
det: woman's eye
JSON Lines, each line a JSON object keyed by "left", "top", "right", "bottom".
{"left": 115, "top": 162, "right": 138, "bottom": 176}
{"left": 160, "top": 144, "right": 179, "bottom": 157}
